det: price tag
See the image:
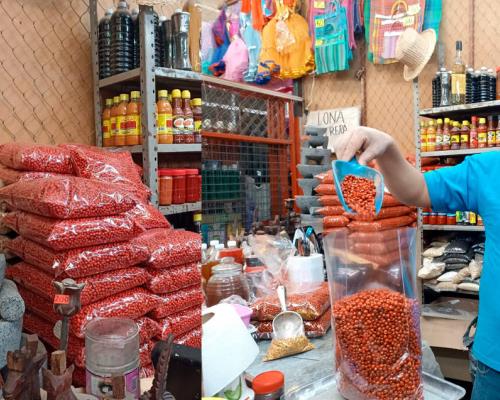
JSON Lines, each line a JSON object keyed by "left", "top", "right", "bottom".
{"left": 54, "top": 294, "right": 70, "bottom": 305}
{"left": 315, "top": 18, "right": 325, "bottom": 28}
{"left": 314, "top": 1, "right": 325, "bottom": 9}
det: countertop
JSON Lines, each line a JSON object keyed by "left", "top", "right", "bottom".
{"left": 247, "top": 331, "right": 334, "bottom": 393}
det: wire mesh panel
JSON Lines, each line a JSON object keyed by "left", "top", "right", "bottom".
{"left": 201, "top": 83, "right": 294, "bottom": 244}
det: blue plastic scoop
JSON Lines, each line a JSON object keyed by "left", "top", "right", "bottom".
{"left": 332, "top": 158, "right": 385, "bottom": 216}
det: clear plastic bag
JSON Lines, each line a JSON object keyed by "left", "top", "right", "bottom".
{"left": 134, "top": 228, "right": 201, "bottom": 269}
{"left": 315, "top": 184, "right": 337, "bottom": 195}
{"left": 136, "top": 317, "right": 162, "bottom": 342}
{"left": 125, "top": 202, "right": 171, "bottom": 231}
{"left": 70, "top": 288, "right": 162, "bottom": 338}
{"left": 149, "top": 285, "right": 203, "bottom": 319}
{"left": 319, "top": 195, "right": 341, "bottom": 206}
{"left": 3, "top": 211, "right": 139, "bottom": 251}
{"left": 348, "top": 215, "right": 415, "bottom": 232}
{"left": 0, "top": 143, "right": 73, "bottom": 174}
{"left": 156, "top": 305, "right": 201, "bottom": 339}
{"left": 7, "top": 236, "right": 149, "bottom": 278}
{"left": 317, "top": 206, "right": 345, "bottom": 216}
{"left": 323, "top": 215, "right": 350, "bottom": 228}
{"left": 147, "top": 264, "right": 201, "bottom": 294}
{"left": 324, "top": 228, "right": 423, "bottom": 400}
{"left": 0, "top": 164, "right": 21, "bottom": 185}
{"left": 8, "top": 262, "right": 149, "bottom": 306}
{"left": 347, "top": 205, "right": 412, "bottom": 221}
{"left": 67, "top": 145, "right": 150, "bottom": 202}
{"left": 0, "top": 176, "right": 136, "bottom": 219}
{"left": 175, "top": 327, "right": 202, "bottom": 348}
{"left": 251, "top": 282, "right": 330, "bottom": 321}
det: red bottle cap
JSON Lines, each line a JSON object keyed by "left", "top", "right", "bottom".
{"left": 253, "top": 371, "right": 284, "bottom": 394}
{"left": 184, "top": 169, "right": 199, "bottom": 175}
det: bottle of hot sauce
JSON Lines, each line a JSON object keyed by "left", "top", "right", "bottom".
{"left": 192, "top": 98, "right": 202, "bottom": 143}
{"left": 102, "top": 98, "right": 113, "bottom": 147}
{"left": 172, "top": 89, "right": 185, "bottom": 144}
{"left": 469, "top": 116, "right": 478, "bottom": 148}
{"left": 442, "top": 118, "right": 451, "bottom": 151}
{"left": 460, "top": 120, "right": 470, "bottom": 150}
{"left": 114, "top": 93, "right": 129, "bottom": 146}
{"left": 157, "top": 90, "right": 173, "bottom": 144}
{"left": 435, "top": 118, "right": 443, "bottom": 151}
{"left": 478, "top": 117, "right": 487, "bottom": 148}
{"left": 126, "top": 91, "right": 141, "bottom": 146}
{"left": 110, "top": 96, "right": 120, "bottom": 147}
{"left": 182, "top": 90, "right": 194, "bottom": 144}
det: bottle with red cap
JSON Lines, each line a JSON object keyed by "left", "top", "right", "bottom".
{"left": 252, "top": 371, "right": 285, "bottom": 400}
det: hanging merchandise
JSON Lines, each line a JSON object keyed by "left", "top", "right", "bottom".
{"left": 201, "top": 21, "right": 216, "bottom": 74}
{"left": 368, "top": 0, "right": 425, "bottom": 64}
{"left": 422, "top": 0, "right": 442, "bottom": 38}
{"left": 314, "top": 0, "right": 352, "bottom": 74}
{"left": 221, "top": 16, "right": 249, "bottom": 82}
{"left": 258, "top": 0, "right": 314, "bottom": 80}
{"left": 395, "top": 27, "right": 437, "bottom": 81}
{"left": 241, "top": 12, "right": 262, "bottom": 82}
{"left": 209, "top": 9, "right": 231, "bottom": 76}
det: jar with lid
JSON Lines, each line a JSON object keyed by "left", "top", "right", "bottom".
{"left": 206, "top": 257, "right": 250, "bottom": 306}
{"left": 447, "top": 213, "right": 456, "bottom": 225}
{"left": 185, "top": 168, "right": 200, "bottom": 203}
{"left": 165, "top": 169, "right": 186, "bottom": 204}
{"left": 158, "top": 169, "right": 173, "bottom": 205}
{"left": 253, "top": 371, "right": 285, "bottom": 400}
{"left": 219, "top": 240, "right": 244, "bottom": 265}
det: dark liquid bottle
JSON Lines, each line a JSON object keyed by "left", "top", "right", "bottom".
{"left": 473, "top": 70, "right": 481, "bottom": 103}
{"left": 98, "top": 9, "right": 113, "bottom": 79}
{"left": 158, "top": 16, "right": 167, "bottom": 68}
{"left": 465, "top": 68, "right": 473, "bottom": 104}
{"left": 488, "top": 69, "right": 496, "bottom": 101}
{"left": 131, "top": 8, "right": 139, "bottom": 69}
{"left": 432, "top": 71, "right": 441, "bottom": 107}
{"left": 162, "top": 19, "right": 173, "bottom": 68}
{"left": 153, "top": 10, "right": 161, "bottom": 67}
{"left": 110, "top": 1, "right": 133, "bottom": 75}
{"left": 479, "top": 67, "right": 489, "bottom": 102}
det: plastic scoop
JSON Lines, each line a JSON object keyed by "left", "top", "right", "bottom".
{"left": 272, "top": 285, "right": 304, "bottom": 340}
{"left": 332, "top": 157, "right": 385, "bottom": 216}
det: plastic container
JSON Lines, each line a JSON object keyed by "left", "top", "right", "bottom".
{"left": 102, "top": 98, "right": 113, "bottom": 147}
{"left": 182, "top": 90, "right": 195, "bottom": 144}
{"left": 158, "top": 169, "right": 173, "bottom": 206}
{"left": 185, "top": 168, "right": 200, "bottom": 203}
{"left": 497, "top": 66, "right": 500, "bottom": 100}
{"left": 114, "top": 93, "right": 129, "bottom": 146}
{"left": 253, "top": 371, "right": 285, "bottom": 400}
{"left": 429, "top": 213, "right": 438, "bottom": 225}
{"left": 98, "top": 9, "right": 113, "bottom": 79}
{"left": 447, "top": 214, "right": 456, "bottom": 225}
{"left": 206, "top": 257, "right": 250, "bottom": 306}
{"left": 437, "top": 213, "right": 447, "bottom": 225}
{"left": 157, "top": 90, "right": 173, "bottom": 144}
{"left": 110, "top": 1, "right": 133, "bottom": 75}
{"left": 85, "top": 318, "right": 140, "bottom": 399}
{"left": 126, "top": 91, "right": 141, "bottom": 146}
{"left": 164, "top": 169, "right": 186, "bottom": 204}
{"left": 193, "top": 98, "right": 202, "bottom": 143}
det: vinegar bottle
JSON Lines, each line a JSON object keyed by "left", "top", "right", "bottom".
{"left": 102, "top": 98, "right": 113, "bottom": 147}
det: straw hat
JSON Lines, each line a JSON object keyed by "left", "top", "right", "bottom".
{"left": 396, "top": 28, "right": 437, "bottom": 81}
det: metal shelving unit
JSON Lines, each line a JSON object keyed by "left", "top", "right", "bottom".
{"left": 423, "top": 224, "right": 485, "bottom": 232}
{"left": 90, "top": 1, "right": 201, "bottom": 216}
{"left": 422, "top": 147, "right": 500, "bottom": 157}
{"left": 420, "top": 100, "right": 500, "bottom": 119}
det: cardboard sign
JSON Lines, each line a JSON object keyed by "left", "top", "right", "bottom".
{"left": 306, "top": 106, "right": 361, "bottom": 152}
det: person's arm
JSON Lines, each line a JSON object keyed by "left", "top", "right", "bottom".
{"left": 334, "top": 127, "right": 431, "bottom": 208}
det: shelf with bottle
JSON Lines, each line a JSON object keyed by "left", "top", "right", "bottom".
{"left": 101, "top": 87, "right": 202, "bottom": 148}
{"left": 159, "top": 201, "right": 201, "bottom": 215}
{"left": 420, "top": 114, "right": 500, "bottom": 156}
{"left": 422, "top": 225, "right": 485, "bottom": 232}
{"left": 422, "top": 210, "right": 484, "bottom": 230}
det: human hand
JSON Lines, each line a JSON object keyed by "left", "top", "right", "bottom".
{"left": 333, "top": 126, "right": 395, "bottom": 165}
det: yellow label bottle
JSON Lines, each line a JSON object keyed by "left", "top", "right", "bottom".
{"left": 102, "top": 98, "right": 113, "bottom": 147}
{"left": 115, "top": 93, "right": 129, "bottom": 146}
{"left": 110, "top": 96, "right": 120, "bottom": 146}
{"left": 126, "top": 91, "right": 141, "bottom": 146}
{"left": 157, "top": 90, "right": 173, "bottom": 144}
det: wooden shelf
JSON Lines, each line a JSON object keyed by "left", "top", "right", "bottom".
{"left": 202, "top": 131, "right": 291, "bottom": 145}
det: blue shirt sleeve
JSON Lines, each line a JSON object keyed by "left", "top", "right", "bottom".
{"left": 424, "top": 157, "right": 477, "bottom": 213}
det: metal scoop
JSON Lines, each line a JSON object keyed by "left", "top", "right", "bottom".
{"left": 332, "top": 157, "right": 385, "bottom": 216}
{"left": 272, "top": 285, "right": 304, "bottom": 340}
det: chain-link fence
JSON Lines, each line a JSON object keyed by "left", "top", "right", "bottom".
{"left": 0, "top": 0, "right": 219, "bottom": 146}
{"left": 303, "top": 0, "right": 500, "bottom": 157}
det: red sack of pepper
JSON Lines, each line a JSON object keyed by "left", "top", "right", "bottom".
{"left": 136, "top": 317, "right": 162, "bottom": 342}
{"left": 0, "top": 176, "right": 136, "bottom": 219}
{"left": 8, "top": 262, "right": 150, "bottom": 306}
{"left": 323, "top": 228, "right": 423, "bottom": 400}
{"left": 155, "top": 305, "right": 201, "bottom": 339}
{"left": 7, "top": 236, "right": 149, "bottom": 278}
{"left": 323, "top": 215, "right": 350, "bottom": 228}
{"left": 67, "top": 145, "right": 150, "bottom": 202}
{"left": 146, "top": 264, "right": 201, "bottom": 294}
{"left": 347, "top": 205, "right": 412, "bottom": 221}
{"left": 3, "top": 211, "right": 139, "bottom": 251}
{"left": 134, "top": 228, "right": 201, "bottom": 269}
{"left": 315, "top": 184, "right": 337, "bottom": 196}
{"left": 319, "top": 195, "right": 341, "bottom": 206}
{"left": 0, "top": 143, "right": 74, "bottom": 174}
{"left": 175, "top": 327, "right": 201, "bottom": 348}
{"left": 348, "top": 215, "right": 415, "bottom": 232}
{"left": 251, "top": 282, "right": 330, "bottom": 321}
{"left": 316, "top": 206, "right": 345, "bottom": 216}
{"left": 149, "top": 285, "right": 204, "bottom": 319}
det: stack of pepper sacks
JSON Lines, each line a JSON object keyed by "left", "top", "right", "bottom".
{"left": 295, "top": 127, "right": 332, "bottom": 234}
{"left": 316, "top": 170, "right": 417, "bottom": 268}
{"left": 0, "top": 143, "right": 202, "bottom": 384}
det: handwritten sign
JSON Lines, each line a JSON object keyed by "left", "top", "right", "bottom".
{"left": 306, "top": 106, "right": 361, "bottom": 152}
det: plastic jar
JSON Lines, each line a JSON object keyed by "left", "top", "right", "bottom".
{"left": 165, "top": 169, "right": 186, "bottom": 204}
{"left": 158, "top": 169, "right": 173, "bottom": 206}
{"left": 206, "top": 257, "right": 250, "bottom": 307}
{"left": 429, "top": 213, "right": 438, "bottom": 225}
{"left": 422, "top": 212, "right": 430, "bottom": 225}
{"left": 253, "top": 371, "right": 285, "bottom": 400}
{"left": 219, "top": 241, "right": 244, "bottom": 265}
{"left": 185, "top": 168, "right": 200, "bottom": 203}
{"left": 447, "top": 213, "right": 456, "bottom": 225}
{"left": 85, "top": 318, "right": 140, "bottom": 399}
{"left": 437, "top": 213, "right": 447, "bottom": 225}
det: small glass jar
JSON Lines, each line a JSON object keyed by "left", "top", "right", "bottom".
{"left": 166, "top": 169, "right": 186, "bottom": 204}
{"left": 185, "top": 169, "right": 200, "bottom": 203}
{"left": 422, "top": 212, "right": 430, "bottom": 225}
{"left": 437, "top": 213, "right": 447, "bottom": 225}
{"left": 253, "top": 371, "right": 285, "bottom": 400}
{"left": 447, "top": 213, "right": 456, "bottom": 225}
{"left": 158, "top": 169, "right": 173, "bottom": 206}
{"left": 429, "top": 213, "right": 438, "bottom": 225}
{"left": 206, "top": 257, "right": 250, "bottom": 307}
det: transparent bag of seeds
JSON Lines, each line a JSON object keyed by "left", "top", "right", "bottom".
{"left": 324, "top": 227, "right": 423, "bottom": 400}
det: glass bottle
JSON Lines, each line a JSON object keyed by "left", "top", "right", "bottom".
{"left": 450, "top": 121, "right": 461, "bottom": 150}
{"left": 442, "top": 118, "right": 451, "bottom": 150}
{"left": 206, "top": 257, "right": 250, "bottom": 306}
{"left": 451, "top": 41, "right": 466, "bottom": 105}
{"left": 420, "top": 120, "right": 427, "bottom": 153}
{"left": 478, "top": 117, "right": 487, "bottom": 148}
{"left": 469, "top": 116, "right": 478, "bottom": 148}
{"left": 426, "top": 120, "right": 436, "bottom": 152}
{"left": 172, "top": 89, "right": 185, "bottom": 144}
{"left": 460, "top": 120, "right": 469, "bottom": 150}
{"left": 496, "top": 115, "right": 500, "bottom": 147}
{"left": 182, "top": 90, "right": 195, "bottom": 144}
{"left": 435, "top": 118, "right": 443, "bottom": 151}
{"left": 487, "top": 116, "right": 496, "bottom": 148}
{"left": 440, "top": 68, "right": 451, "bottom": 107}
{"left": 102, "top": 98, "right": 113, "bottom": 147}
